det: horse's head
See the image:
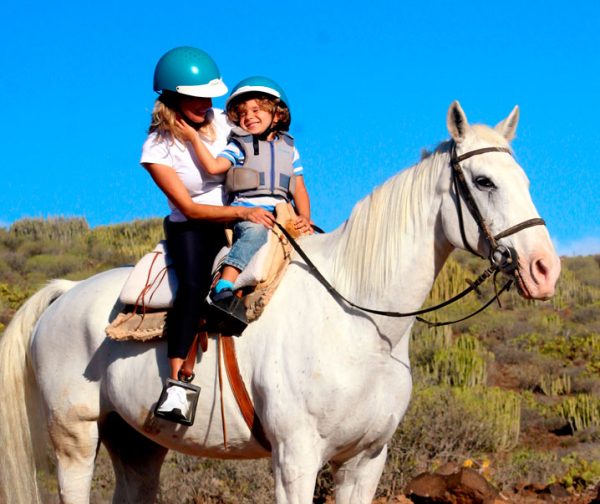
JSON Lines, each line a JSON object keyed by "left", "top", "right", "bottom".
{"left": 440, "top": 101, "right": 561, "bottom": 300}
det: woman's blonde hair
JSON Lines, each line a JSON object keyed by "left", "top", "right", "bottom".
{"left": 148, "top": 91, "right": 216, "bottom": 143}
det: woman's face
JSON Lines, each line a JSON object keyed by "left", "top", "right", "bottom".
{"left": 178, "top": 95, "right": 212, "bottom": 123}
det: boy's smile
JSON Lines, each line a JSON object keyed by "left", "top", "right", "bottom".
{"left": 239, "top": 99, "right": 275, "bottom": 136}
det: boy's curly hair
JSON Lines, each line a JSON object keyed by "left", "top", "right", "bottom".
{"left": 227, "top": 92, "right": 291, "bottom": 132}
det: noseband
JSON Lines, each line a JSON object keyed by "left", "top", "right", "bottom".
{"left": 450, "top": 142, "right": 546, "bottom": 274}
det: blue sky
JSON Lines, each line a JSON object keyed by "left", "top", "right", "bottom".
{"left": 1, "top": 1, "right": 599, "bottom": 256}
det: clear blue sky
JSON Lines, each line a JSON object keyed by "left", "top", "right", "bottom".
{"left": 1, "top": 1, "right": 599, "bottom": 256}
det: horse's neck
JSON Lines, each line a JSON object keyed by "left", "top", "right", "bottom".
{"left": 326, "top": 149, "right": 454, "bottom": 341}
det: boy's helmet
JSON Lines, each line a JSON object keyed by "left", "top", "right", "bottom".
{"left": 153, "top": 46, "right": 227, "bottom": 98}
{"left": 226, "top": 76, "right": 290, "bottom": 114}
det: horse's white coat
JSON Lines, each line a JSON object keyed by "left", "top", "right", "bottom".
{"left": 0, "top": 103, "right": 560, "bottom": 504}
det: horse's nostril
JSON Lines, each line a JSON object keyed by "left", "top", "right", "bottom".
{"left": 533, "top": 258, "right": 550, "bottom": 284}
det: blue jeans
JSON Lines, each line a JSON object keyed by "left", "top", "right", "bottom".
{"left": 224, "top": 221, "right": 269, "bottom": 271}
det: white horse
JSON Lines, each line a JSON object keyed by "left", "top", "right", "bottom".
{"left": 0, "top": 102, "right": 560, "bottom": 504}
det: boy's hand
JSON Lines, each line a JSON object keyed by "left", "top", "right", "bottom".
{"left": 293, "top": 215, "right": 313, "bottom": 234}
{"left": 175, "top": 117, "right": 198, "bottom": 143}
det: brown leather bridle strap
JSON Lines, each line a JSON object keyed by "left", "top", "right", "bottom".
{"left": 450, "top": 145, "right": 512, "bottom": 255}
{"left": 454, "top": 146, "right": 512, "bottom": 163}
{"left": 221, "top": 335, "right": 271, "bottom": 451}
{"left": 450, "top": 142, "right": 547, "bottom": 268}
{"left": 494, "top": 218, "right": 546, "bottom": 240}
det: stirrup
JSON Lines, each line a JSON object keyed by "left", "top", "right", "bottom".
{"left": 206, "top": 295, "right": 248, "bottom": 335}
{"left": 153, "top": 378, "right": 201, "bottom": 426}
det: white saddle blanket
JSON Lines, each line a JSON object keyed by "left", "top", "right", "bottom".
{"left": 119, "top": 239, "right": 272, "bottom": 309}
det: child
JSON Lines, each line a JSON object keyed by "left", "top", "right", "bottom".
{"left": 176, "top": 76, "right": 311, "bottom": 327}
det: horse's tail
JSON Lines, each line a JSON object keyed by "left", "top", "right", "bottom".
{"left": 0, "top": 279, "right": 78, "bottom": 504}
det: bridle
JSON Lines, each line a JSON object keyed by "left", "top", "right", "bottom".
{"left": 275, "top": 141, "right": 546, "bottom": 326}
{"left": 449, "top": 142, "right": 545, "bottom": 274}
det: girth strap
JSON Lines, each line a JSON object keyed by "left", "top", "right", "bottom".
{"left": 221, "top": 335, "right": 272, "bottom": 451}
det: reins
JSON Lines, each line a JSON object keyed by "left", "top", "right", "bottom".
{"left": 275, "top": 141, "right": 547, "bottom": 327}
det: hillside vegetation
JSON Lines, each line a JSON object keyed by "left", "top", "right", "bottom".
{"left": 0, "top": 217, "right": 599, "bottom": 503}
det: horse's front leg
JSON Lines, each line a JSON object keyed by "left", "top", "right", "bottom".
{"left": 331, "top": 444, "right": 388, "bottom": 504}
{"left": 271, "top": 434, "right": 323, "bottom": 504}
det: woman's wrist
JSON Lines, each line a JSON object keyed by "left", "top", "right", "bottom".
{"left": 234, "top": 206, "right": 246, "bottom": 220}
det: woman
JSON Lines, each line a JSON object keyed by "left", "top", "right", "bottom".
{"left": 141, "top": 47, "right": 274, "bottom": 422}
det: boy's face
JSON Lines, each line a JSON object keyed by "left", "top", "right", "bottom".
{"left": 239, "top": 99, "right": 275, "bottom": 136}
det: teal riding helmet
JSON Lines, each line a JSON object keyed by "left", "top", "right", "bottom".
{"left": 153, "top": 46, "right": 228, "bottom": 98}
{"left": 226, "top": 76, "right": 290, "bottom": 114}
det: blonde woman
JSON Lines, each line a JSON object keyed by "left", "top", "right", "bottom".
{"left": 141, "top": 47, "right": 274, "bottom": 422}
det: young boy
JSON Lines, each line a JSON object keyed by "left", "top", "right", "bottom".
{"left": 176, "top": 76, "right": 312, "bottom": 328}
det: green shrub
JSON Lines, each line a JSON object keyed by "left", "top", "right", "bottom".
{"left": 0, "top": 283, "right": 32, "bottom": 310}
{"left": 88, "top": 218, "right": 163, "bottom": 263}
{"left": 380, "top": 385, "right": 521, "bottom": 492}
{"left": 553, "top": 453, "right": 600, "bottom": 491}
{"left": 493, "top": 448, "right": 560, "bottom": 490}
{"left": 24, "top": 254, "right": 83, "bottom": 279}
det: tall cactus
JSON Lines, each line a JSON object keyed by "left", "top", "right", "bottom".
{"left": 558, "top": 394, "right": 600, "bottom": 432}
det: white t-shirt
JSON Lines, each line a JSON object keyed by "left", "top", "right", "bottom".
{"left": 140, "top": 109, "right": 232, "bottom": 222}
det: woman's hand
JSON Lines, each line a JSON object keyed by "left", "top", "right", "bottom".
{"left": 175, "top": 117, "right": 199, "bottom": 143}
{"left": 293, "top": 215, "right": 314, "bottom": 234}
{"left": 239, "top": 206, "right": 276, "bottom": 228}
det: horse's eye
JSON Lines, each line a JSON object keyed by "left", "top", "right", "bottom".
{"left": 474, "top": 176, "right": 496, "bottom": 190}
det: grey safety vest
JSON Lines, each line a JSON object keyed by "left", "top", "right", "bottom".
{"left": 225, "top": 127, "right": 296, "bottom": 201}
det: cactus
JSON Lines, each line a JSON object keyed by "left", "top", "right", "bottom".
{"left": 427, "top": 334, "right": 492, "bottom": 388}
{"left": 558, "top": 394, "right": 600, "bottom": 432}
{"left": 540, "top": 373, "right": 572, "bottom": 397}
{"left": 9, "top": 217, "right": 89, "bottom": 243}
{"left": 88, "top": 218, "right": 163, "bottom": 262}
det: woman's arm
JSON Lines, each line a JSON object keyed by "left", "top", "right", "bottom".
{"left": 176, "top": 118, "right": 232, "bottom": 175}
{"left": 143, "top": 162, "right": 275, "bottom": 226}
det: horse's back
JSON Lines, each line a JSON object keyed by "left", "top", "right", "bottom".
{"left": 31, "top": 267, "right": 132, "bottom": 418}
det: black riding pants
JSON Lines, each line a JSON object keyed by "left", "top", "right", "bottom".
{"left": 164, "top": 218, "right": 226, "bottom": 359}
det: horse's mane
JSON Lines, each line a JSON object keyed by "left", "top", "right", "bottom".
{"left": 330, "top": 141, "right": 452, "bottom": 299}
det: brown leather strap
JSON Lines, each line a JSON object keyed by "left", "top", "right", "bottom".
{"left": 178, "top": 333, "right": 198, "bottom": 379}
{"left": 217, "top": 335, "right": 228, "bottom": 449}
{"left": 221, "top": 335, "right": 271, "bottom": 451}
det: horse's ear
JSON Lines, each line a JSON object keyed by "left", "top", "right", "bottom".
{"left": 495, "top": 105, "right": 520, "bottom": 141}
{"left": 447, "top": 101, "right": 469, "bottom": 143}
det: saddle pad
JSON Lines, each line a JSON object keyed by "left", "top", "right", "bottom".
{"left": 119, "top": 241, "right": 178, "bottom": 309}
{"left": 243, "top": 203, "right": 307, "bottom": 321}
{"left": 106, "top": 311, "right": 167, "bottom": 341}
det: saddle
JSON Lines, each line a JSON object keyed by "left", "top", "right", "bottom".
{"left": 106, "top": 202, "right": 305, "bottom": 342}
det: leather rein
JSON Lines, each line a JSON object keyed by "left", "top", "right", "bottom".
{"left": 276, "top": 142, "right": 546, "bottom": 326}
